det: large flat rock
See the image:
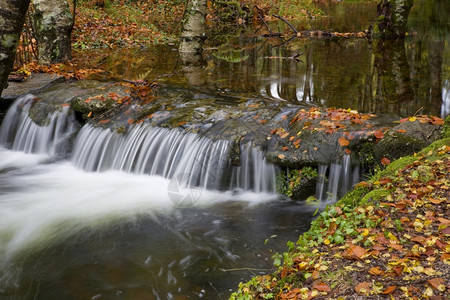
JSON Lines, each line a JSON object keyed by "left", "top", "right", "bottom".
{"left": 2, "top": 73, "right": 65, "bottom": 101}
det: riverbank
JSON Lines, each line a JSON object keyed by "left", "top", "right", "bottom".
{"left": 231, "top": 120, "right": 450, "bottom": 299}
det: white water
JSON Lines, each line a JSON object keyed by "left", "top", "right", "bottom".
{"left": 316, "top": 154, "right": 359, "bottom": 202}
{"left": 0, "top": 156, "right": 276, "bottom": 262}
{"left": 71, "top": 124, "right": 276, "bottom": 192}
{"left": 0, "top": 95, "right": 77, "bottom": 155}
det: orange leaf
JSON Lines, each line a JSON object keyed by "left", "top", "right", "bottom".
{"left": 395, "top": 129, "right": 407, "bottom": 133}
{"left": 369, "top": 267, "right": 384, "bottom": 275}
{"left": 338, "top": 137, "right": 349, "bottom": 147}
{"left": 373, "top": 130, "right": 384, "bottom": 139}
{"left": 127, "top": 118, "right": 134, "bottom": 124}
{"left": 381, "top": 157, "right": 391, "bottom": 166}
{"left": 382, "top": 286, "right": 396, "bottom": 294}
{"left": 178, "top": 121, "right": 186, "bottom": 126}
{"left": 278, "top": 154, "right": 286, "bottom": 159}
{"left": 355, "top": 282, "right": 371, "bottom": 294}
{"left": 345, "top": 148, "right": 352, "bottom": 154}
{"left": 313, "top": 282, "right": 331, "bottom": 292}
{"left": 281, "top": 146, "right": 289, "bottom": 151}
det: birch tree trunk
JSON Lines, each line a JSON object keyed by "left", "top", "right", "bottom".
{"left": 0, "top": 0, "right": 31, "bottom": 97}
{"left": 179, "top": 0, "right": 207, "bottom": 64}
{"left": 33, "top": 0, "right": 73, "bottom": 64}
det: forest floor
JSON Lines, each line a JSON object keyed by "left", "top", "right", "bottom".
{"left": 231, "top": 136, "right": 450, "bottom": 299}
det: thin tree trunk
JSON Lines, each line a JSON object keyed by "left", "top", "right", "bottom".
{"left": 0, "top": 0, "right": 31, "bottom": 97}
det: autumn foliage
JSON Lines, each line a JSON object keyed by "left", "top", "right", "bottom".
{"left": 231, "top": 139, "right": 450, "bottom": 299}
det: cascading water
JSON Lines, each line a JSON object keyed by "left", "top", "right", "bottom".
{"left": 0, "top": 94, "right": 77, "bottom": 155}
{"left": 0, "top": 93, "right": 358, "bottom": 299}
{"left": 71, "top": 124, "right": 277, "bottom": 192}
{"left": 316, "top": 154, "right": 359, "bottom": 202}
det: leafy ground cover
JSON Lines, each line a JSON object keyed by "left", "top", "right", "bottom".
{"left": 231, "top": 136, "right": 450, "bottom": 299}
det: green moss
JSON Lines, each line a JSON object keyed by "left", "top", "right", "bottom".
{"left": 443, "top": 116, "right": 450, "bottom": 138}
{"left": 1, "top": 34, "right": 19, "bottom": 48}
{"left": 360, "top": 188, "right": 392, "bottom": 204}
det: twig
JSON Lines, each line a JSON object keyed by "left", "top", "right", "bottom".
{"left": 273, "top": 35, "right": 296, "bottom": 48}
{"left": 254, "top": 5, "right": 272, "bottom": 33}
{"left": 272, "top": 14, "right": 298, "bottom": 34}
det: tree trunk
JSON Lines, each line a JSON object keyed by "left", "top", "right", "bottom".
{"left": 33, "top": 0, "right": 73, "bottom": 64}
{"left": 0, "top": 0, "right": 31, "bottom": 97}
{"left": 179, "top": 0, "right": 207, "bottom": 63}
{"left": 373, "top": 0, "right": 414, "bottom": 38}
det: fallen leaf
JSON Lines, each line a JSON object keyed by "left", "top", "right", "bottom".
{"left": 355, "top": 282, "right": 371, "bottom": 294}
{"left": 369, "top": 267, "right": 384, "bottom": 275}
{"left": 427, "top": 278, "right": 445, "bottom": 291}
{"left": 381, "top": 157, "right": 391, "bottom": 166}
{"left": 278, "top": 154, "right": 286, "bottom": 159}
{"left": 382, "top": 286, "right": 396, "bottom": 294}
{"left": 373, "top": 130, "right": 385, "bottom": 139}
{"left": 338, "top": 137, "right": 349, "bottom": 147}
{"left": 312, "top": 282, "right": 331, "bottom": 292}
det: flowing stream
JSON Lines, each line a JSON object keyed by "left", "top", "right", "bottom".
{"left": 0, "top": 93, "right": 345, "bottom": 299}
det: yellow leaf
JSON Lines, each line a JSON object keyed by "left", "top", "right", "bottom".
{"left": 409, "top": 116, "right": 417, "bottom": 122}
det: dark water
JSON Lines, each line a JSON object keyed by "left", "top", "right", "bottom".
{"left": 82, "top": 0, "right": 449, "bottom": 118}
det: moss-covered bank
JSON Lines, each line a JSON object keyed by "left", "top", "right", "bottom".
{"left": 231, "top": 132, "right": 450, "bottom": 299}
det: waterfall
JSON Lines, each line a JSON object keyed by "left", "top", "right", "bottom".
{"left": 0, "top": 95, "right": 77, "bottom": 155}
{"left": 316, "top": 154, "right": 359, "bottom": 202}
{"left": 71, "top": 124, "right": 276, "bottom": 193}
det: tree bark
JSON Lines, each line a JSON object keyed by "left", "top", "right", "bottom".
{"left": 373, "top": 0, "right": 414, "bottom": 38}
{"left": 33, "top": 0, "right": 73, "bottom": 64}
{"left": 179, "top": 0, "right": 207, "bottom": 63}
{"left": 0, "top": 0, "right": 31, "bottom": 97}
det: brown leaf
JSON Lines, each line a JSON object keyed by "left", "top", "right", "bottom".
{"left": 389, "top": 243, "right": 403, "bottom": 251}
{"left": 281, "top": 146, "right": 289, "bottom": 151}
{"left": 344, "top": 243, "right": 367, "bottom": 260}
{"left": 127, "top": 118, "right": 134, "bottom": 125}
{"left": 338, "top": 137, "right": 349, "bottom": 147}
{"left": 278, "top": 154, "right": 286, "bottom": 159}
{"left": 437, "top": 217, "right": 450, "bottom": 225}
{"left": 372, "top": 245, "right": 387, "bottom": 251}
{"left": 427, "top": 278, "right": 444, "bottom": 290}
{"left": 313, "top": 281, "right": 331, "bottom": 292}
{"left": 382, "top": 286, "right": 397, "bottom": 294}
{"left": 435, "top": 239, "right": 447, "bottom": 249}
